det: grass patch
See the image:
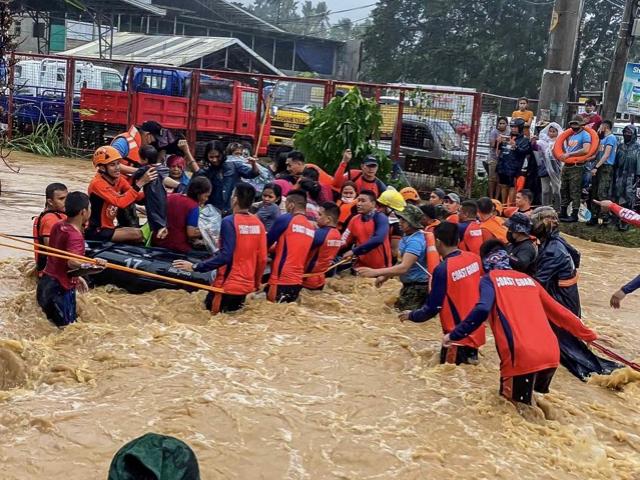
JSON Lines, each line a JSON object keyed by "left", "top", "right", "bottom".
{"left": 560, "top": 221, "right": 640, "bottom": 248}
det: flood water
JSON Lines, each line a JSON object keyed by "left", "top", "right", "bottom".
{"left": 0, "top": 153, "right": 639, "bottom": 479}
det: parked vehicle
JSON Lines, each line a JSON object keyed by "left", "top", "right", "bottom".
{"left": 1, "top": 60, "right": 123, "bottom": 129}
{"left": 379, "top": 115, "right": 470, "bottom": 191}
{"left": 80, "top": 67, "right": 269, "bottom": 156}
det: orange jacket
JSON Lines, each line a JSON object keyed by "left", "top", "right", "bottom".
{"left": 87, "top": 174, "right": 143, "bottom": 230}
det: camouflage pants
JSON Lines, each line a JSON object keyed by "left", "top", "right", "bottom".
{"left": 395, "top": 283, "right": 429, "bottom": 311}
{"left": 560, "top": 164, "right": 583, "bottom": 212}
{"left": 589, "top": 164, "right": 613, "bottom": 219}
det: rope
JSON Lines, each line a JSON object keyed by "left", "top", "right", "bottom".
{"left": 0, "top": 233, "right": 224, "bottom": 294}
{"left": 591, "top": 341, "right": 640, "bottom": 373}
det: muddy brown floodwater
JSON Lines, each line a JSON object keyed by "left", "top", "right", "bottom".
{"left": 1, "top": 152, "right": 639, "bottom": 479}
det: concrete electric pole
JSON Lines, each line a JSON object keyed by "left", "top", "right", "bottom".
{"left": 538, "top": 0, "right": 584, "bottom": 125}
{"left": 601, "top": 0, "right": 638, "bottom": 121}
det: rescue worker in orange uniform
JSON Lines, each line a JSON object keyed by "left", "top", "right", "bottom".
{"left": 399, "top": 222, "right": 486, "bottom": 365}
{"left": 86, "top": 146, "right": 156, "bottom": 243}
{"left": 442, "top": 240, "right": 598, "bottom": 405}
{"left": 478, "top": 197, "right": 508, "bottom": 243}
{"left": 332, "top": 149, "right": 387, "bottom": 197}
{"left": 173, "top": 183, "right": 267, "bottom": 314}
{"left": 302, "top": 202, "right": 343, "bottom": 291}
{"left": 267, "top": 190, "right": 316, "bottom": 302}
{"left": 443, "top": 192, "right": 461, "bottom": 223}
{"left": 33, "top": 183, "right": 68, "bottom": 274}
{"left": 342, "top": 190, "right": 392, "bottom": 269}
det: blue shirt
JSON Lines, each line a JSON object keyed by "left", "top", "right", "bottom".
{"left": 564, "top": 130, "right": 591, "bottom": 154}
{"left": 195, "top": 160, "right": 259, "bottom": 215}
{"left": 398, "top": 231, "right": 427, "bottom": 284}
{"left": 598, "top": 133, "right": 617, "bottom": 166}
{"left": 111, "top": 137, "right": 130, "bottom": 159}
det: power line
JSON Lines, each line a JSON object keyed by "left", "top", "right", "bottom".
{"left": 270, "top": 2, "right": 377, "bottom": 24}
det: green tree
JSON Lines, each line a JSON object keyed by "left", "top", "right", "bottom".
{"left": 293, "top": 88, "right": 389, "bottom": 178}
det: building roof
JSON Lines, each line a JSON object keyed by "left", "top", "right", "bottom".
{"left": 19, "top": 0, "right": 166, "bottom": 16}
{"left": 62, "top": 32, "right": 283, "bottom": 75}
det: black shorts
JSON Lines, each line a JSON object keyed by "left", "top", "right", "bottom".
{"left": 36, "top": 275, "right": 77, "bottom": 327}
{"left": 500, "top": 367, "right": 557, "bottom": 405}
{"left": 498, "top": 173, "right": 515, "bottom": 187}
{"left": 266, "top": 284, "right": 302, "bottom": 303}
{"left": 117, "top": 203, "right": 140, "bottom": 228}
{"left": 205, "top": 292, "right": 246, "bottom": 314}
{"left": 440, "top": 345, "right": 479, "bottom": 365}
{"left": 85, "top": 227, "right": 115, "bottom": 242}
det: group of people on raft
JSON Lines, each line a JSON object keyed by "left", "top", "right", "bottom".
{"left": 32, "top": 120, "right": 640, "bottom": 408}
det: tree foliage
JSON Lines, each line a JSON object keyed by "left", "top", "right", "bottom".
{"left": 293, "top": 88, "right": 389, "bottom": 178}
{"left": 361, "top": 0, "right": 635, "bottom": 98}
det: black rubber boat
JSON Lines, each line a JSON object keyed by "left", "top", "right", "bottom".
{"left": 84, "top": 241, "right": 212, "bottom": 294}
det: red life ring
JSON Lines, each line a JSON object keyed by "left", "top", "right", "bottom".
{"left": 552, "top": 126, "right": 600, "bottom": 164}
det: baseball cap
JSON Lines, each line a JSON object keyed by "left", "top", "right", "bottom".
{"left": 432, "top": 188, "right": 446, "bottom": 199}
{"left": 138, "top": 120, "right": 163, "bottom": 137}
{"left": 363, "top": 155, "right": 379, "bottom": 166}
{"left": 568, "top": 115, "right": 585, "bottom": 126}
{"left": 444, "top": 192, "right": 461, "bottom": 204}
{"left": 505, "top": 212, "right": 532, "bottom": 234}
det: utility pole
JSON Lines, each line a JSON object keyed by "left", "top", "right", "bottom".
{"left": 601, "top": 0, "right": 638, "bottom": 121}
{"left": 538, "top": 0, "right": 584, "bottom": 125}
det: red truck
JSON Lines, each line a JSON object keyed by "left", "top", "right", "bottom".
{"left": 79, "top": 67, "right": 270, "bottom": 156}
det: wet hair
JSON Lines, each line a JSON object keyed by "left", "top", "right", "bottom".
{"left": 64, "top": 191, "right": 90, "bottom": 217}
{"left": 341, "top": 180, "right": 357, "bottom": 194}
{"left": 602, "top": 119, "right": 613, "bottom": 130}
{"left": 203, "top": 140, "right": 225, "bottom": 164}
{"left": 497, "top": 116, "right": 508, "bottom": 125}
{"left": 187, "top": 176, "right": 212, "bottom": 202}
{"left": 434, "top": 221, "right": 459, "bottom": 247}
{"left": 477, "top": 197, "right": 494, "bottom": 215}
{"left": 518, "top": 97, "right": 528, "bottom": 104}
{"left": 139, "top": 144, "right": 159, "bottom": 164}
{"left": 480, "top": 238, "right": 507, "bottom": 260}
{"left": 518, "top": 189, "right": 533, "bottom": 204}
{"left": 286, "top": 190, "right": 307, "bottom": 209}
{"left": 359, "top": 189, "right": 377, "bottom": 203}
{"left": 419, "top": 204, "right": 437, "bottom": 221}
{"left": 226, "top": 142, "right": 243, "bottom": 155}
{"left": 45, "top": 182, "right": 67, "bottom": 199}
{"left": 321, "top": 201, "right": 340, "bottom": 222}
{"left": 585, "top": 98, "right": 597, "bottom": 107}
{"left": 286, "top": 150, "right": 305, "bottom": 163}
{"left": 262, "top": 182, "right": 282, "bottom": 204}
{"left": 302, "top": 167, "right": 319, "bottom": 182}
{"left": 298, "top": 178, "right": 321, "bottom": 202}
{"left": 461, "top": 200, "right": 478, "bottom": 218}
{"left": 234, "top": 183, "right": 256, "bottom": 209}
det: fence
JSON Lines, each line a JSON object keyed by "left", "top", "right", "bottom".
{"left": 1, "top": 51, "right": 484, "bottom": 196}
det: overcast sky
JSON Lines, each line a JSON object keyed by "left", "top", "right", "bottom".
{"left": 238, "top": 0, "right": 376, "bottom": 23}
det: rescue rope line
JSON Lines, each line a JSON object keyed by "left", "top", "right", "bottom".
{"left": 591, "top": 341, "right": 640, "bottom": 373}
{"left": 0, "top": 233, "right": 224, "bottom": 294}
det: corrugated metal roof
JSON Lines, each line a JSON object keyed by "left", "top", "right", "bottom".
{"left": 62, "top": 32, "right": 283, "bottom": 75}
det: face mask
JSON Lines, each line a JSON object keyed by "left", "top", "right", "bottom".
{"left": 531, "top": 222, "right": 546, "bottom": 239}
{"left": 507, "top": 231, "right": 516, "bottom": 244}
{"left": 623, "top": 133, "right": 634, "bottom": 143}
{"left": 571, "top": 126, "right": 581, "bottom": 133}
{"left": 341, "top": 196, "right": 355, "bottom": 204}
{"left": 598, "top": 131, "right": 605, "bottom": 139}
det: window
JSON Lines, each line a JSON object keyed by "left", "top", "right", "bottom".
{"left": 14, "top": 65, "right": 22, "bottom": 78}
{"left": 199, "top": 79, "right": 232, "bottom": 103}
{"left": 13, "top": 21, "right": 21, "bottom": 37}
{"left": 56, "top": 67, "right": 65, "bottom": 82}
{"left": 242, "top": 91, "right": 257, "bottom": 112}
{"left": 141, "top": 75, "right": 167, "bottom": 90}
{"left": 101, "top": 71, "right": 122, "bottom": 91}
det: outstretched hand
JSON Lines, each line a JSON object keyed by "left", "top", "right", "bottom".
{"left": 592, "top": 199, "right": 612, "bottom": 212}
{"left": 172, "top": 260, "right": 194, "bottom": 272}
{"left": 610, "top": 289, "right": 626, "bottom": 309}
